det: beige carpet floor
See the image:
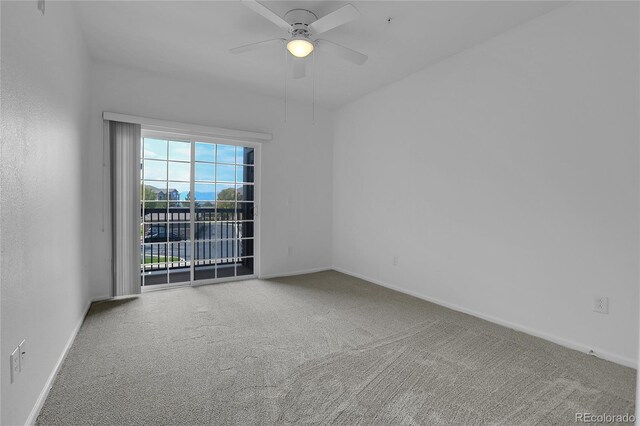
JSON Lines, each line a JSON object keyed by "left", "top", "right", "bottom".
{"left": 37, "top": 271, "right": 636, "bottom": 425}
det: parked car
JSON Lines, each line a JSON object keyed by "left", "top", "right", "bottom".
{"left": 144, "top": 225, "right": 185, "bottom": 243}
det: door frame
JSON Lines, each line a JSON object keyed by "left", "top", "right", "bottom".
{"left": 140, "top": 129, "right": 261, "bottom": 291}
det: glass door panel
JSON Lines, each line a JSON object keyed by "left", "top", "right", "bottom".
{"left": 192, "top": 143, "right": 256, "bottom": 284}
{"left": 141, "top": 135, "right": 257, "bottom": 288}
{"left": 141, "top": 136, "right": 191, "bottom": 287}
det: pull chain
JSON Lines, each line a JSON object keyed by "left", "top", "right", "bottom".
{"left": 312, "top": 48, "right": 316, "bottom": 125}
{"left": 283, "top": 43, "right": 287, "bottom": 123}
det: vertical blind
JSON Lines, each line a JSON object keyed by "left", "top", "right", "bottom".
{"left": 109, "top": 121, "right": 142, "bottom": 296}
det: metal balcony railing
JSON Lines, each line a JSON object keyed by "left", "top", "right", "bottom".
{"left": 141, "top": 207, "right": 254, "bottom": 271}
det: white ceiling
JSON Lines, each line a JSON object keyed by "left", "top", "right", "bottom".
{"left": 75, "top": 1, "right": 566, "bottom": 109}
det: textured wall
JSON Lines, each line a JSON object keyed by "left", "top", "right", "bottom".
{"left": 1, "top": 2, "right": 91, "bottom": 424}
{"left": 332, "top": 2, "right": 639, "bottom": 367}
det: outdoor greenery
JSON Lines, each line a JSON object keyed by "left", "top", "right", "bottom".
{"left": 142, "top": 184, "right": 167, "bottom": 208}
{"left": 142, "top": 185, "right": 245, "bottom": 209}
{"left": 142, "top": 255, "right": 181, "bottom": 264}
{"left": 216, "top": 187, "right": 242, "bottom": 209}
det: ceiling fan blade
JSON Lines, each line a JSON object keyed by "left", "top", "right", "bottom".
{"left": 308, "top": 4, "right": 360, "bottom": 35}
{"left": 292, "top": 57, "right": 306, "bottom": 79}
{"left": 316, "top": 39, "right": 367, "bottom": 65}
{"left": 241, "top": 0, "right": 291, "bottom": 31}
{"left": 229, "top": 38, "right": 284, "bottom": 54}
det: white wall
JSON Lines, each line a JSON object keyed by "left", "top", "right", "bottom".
{"left": 332, "top": 2, "right": 639, "bottom": 367}
{"left": 87, "top": 62, "right": 333, "bottom": 300}
{"left": 1, "top": 2, "right": 91, "bottom": 425}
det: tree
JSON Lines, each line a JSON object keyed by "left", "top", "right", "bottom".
{"left": 217, "top": 187, "right": 241, "bottom": 210}
{"left": 183, "top": 191, "right": 194, "bottom": 208}
{"left": 141, "top": 184, "right": 166, "bottom": 209}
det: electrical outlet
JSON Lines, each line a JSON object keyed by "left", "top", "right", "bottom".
{"left": 19, "top": 340, "right": 26, "bottom": 371}
{"left": 10, "top": 347, "right": 20, "bottom": 383}
{"left": 593, "top": 297, "right": 609, "bottom": 314}
{"left": 392, "top": 256, "right": 398, "bottom": 266}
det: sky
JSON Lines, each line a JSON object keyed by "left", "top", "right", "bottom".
{"left": 142, "top": 138, "right": 253, "bottom": 201}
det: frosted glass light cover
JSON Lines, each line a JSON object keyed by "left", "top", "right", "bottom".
{"left": 287, "top": 39, "right": 314, "bottom": 58}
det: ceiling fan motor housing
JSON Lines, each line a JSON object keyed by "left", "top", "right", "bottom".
{"left": 284, "top": 9, "right": 317, "bottom": 37}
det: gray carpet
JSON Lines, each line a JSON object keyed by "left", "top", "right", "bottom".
{"left": 37, "top": 271, "right": 636, "bottom": 425}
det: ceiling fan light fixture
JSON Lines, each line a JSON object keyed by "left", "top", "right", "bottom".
{"left": 287, "top": 37, "right": 314, "bottom": 58}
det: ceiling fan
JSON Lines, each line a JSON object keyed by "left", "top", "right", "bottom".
{"left": 230, "top": 0, "right": 368, "bottom": 79}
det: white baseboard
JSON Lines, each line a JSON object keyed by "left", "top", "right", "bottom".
{"left": 25, "top": 299, "right": 93, "bottom": 426}
{"left": 260, "top": 267, "right": 331, "bottom": 280}
{"left": 332, "top": 267, "right": 637, "bottom": 369}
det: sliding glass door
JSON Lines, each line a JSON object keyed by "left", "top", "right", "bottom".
{"left": 192, "top": 142, "right": 255, "bottom": 282}
{"left": 140, "top": 132, "right": 257, "bottom": 289}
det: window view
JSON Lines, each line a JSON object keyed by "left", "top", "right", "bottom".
{"left": 140, "top": 136, "right": 255, "bottom": 287}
